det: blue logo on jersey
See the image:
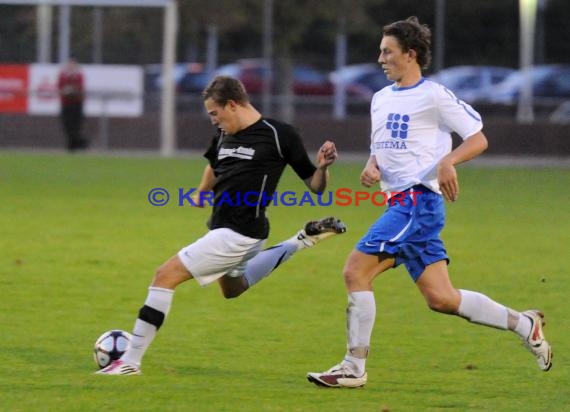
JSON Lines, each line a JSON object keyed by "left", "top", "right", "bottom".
{"left": 386, "top": 113, "right": 410, "bottom": 139}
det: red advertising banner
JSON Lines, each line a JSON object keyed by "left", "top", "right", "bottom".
{"left": 0, "top": 65, "right": 29, "bottom": 113}
{"left": 0, "top": 64, "right": 142, "bottom": 116}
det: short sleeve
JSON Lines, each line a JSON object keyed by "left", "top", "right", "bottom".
{"left": 203, "top": 129, "right": 222, "bottom": 168}
{"left": 279, "top": 124, "right": 317, "bottom": 180}
{"left": 436, "top": 85, "right": 483, "bottom": 140}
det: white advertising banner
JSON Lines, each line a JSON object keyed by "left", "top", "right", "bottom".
{"left": 27, "top": 64, "right": 143, "bottom": 117}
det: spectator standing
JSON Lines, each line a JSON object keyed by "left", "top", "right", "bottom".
{"left": 58, "top": 58, "right": 87, "bottom": 151}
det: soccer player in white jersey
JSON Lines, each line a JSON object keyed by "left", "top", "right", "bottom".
{"left": 307, "top": 16, "right": 552, "bottom": 388}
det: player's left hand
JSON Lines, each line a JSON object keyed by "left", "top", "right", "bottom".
{"left": 318, "top": 140, "right": 338, "bottom": 168}
{"left": 438, "top": 161, "right": 459, "bottom": 202}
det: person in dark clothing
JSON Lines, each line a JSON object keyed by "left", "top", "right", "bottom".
{"left": 58, "top": 58, "right": 87, "bottom": 151}
{"left": 96, "top": 76, "right": 345, "bottom": 375}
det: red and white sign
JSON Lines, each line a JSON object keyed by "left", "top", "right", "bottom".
{"left": 0, "top": 65, "right": 29, "bottom": 113}
{"left": 0, "top": 64, "right": 143, "bottom": 117}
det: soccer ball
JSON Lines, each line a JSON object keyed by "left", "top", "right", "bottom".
{"left": 93, "top": 329, "right": 132, "bottom": 369}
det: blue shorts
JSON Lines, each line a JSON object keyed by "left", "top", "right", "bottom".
{"left": 356, "top": 185, "right": 449, "bottom": 281}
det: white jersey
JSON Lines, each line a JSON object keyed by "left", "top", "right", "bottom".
{"left": 370, "top": 78, "right": 483, "bottom": 194}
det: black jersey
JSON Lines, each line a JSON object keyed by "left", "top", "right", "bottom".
{"left": 204, "top": 118, "right": 317, "bottom": 239}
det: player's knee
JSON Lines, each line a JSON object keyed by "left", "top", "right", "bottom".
{"left": 343, "top": 266, "right": 369, "bottom": 290}
{"left": 343, "top": 266, "right": 356, "bottom": 286}
{"left": 218, "top": 276, "right": 248, "bottom": 299}
{"left": 221, "top": 287, "right": 244, "bottom": 299}
{"left": 153, "top": 262, "right": 188, "bottom": 289}
{"left": 425, "top": 294, "right": 459, "bottom": 314}
{"left": 153, "top": 264, "right": 170, "bottom": 283}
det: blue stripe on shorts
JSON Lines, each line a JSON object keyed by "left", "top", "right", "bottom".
{"left": 356, "top": 185, "right": 449, "bottom": 281}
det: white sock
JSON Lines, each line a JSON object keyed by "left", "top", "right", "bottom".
{"left": 457, "top": 289, "right": 508, "bottom": 330}
{"left": 513, "top": 312, "right": 532, "bottom": 338}
{"left": 288, "top": 231, "right": 313, "bottom": 250}
{"left": 243, "top": 241, "right": 298, "bottom": 287}
{"left": 343, "top": 291, "right": 375, "bottom": 376}
{"left": 122, "top": 286, "right": 174, "bottom": 367}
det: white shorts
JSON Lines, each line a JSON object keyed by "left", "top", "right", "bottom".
{"left": 177, "top": 228, "right": 266, "bottom": 286}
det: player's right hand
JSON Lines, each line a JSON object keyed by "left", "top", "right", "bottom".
{"left": 360, "top": 164, "right": 380, "bottom": 187}
{"left": 190, "top": 194, "right": 205, "bottom": 208}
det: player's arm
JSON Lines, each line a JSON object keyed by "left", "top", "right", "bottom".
{"left": 437, "top": 131, "right": 488, "bottom": 202}
{"left": 191, "top": 164, "right": 217, "bottom": 208}
{"left": 360, "top": 155, "right": 380, "bottom": 188}
{"left": 304, "top": 140, "right": 338, "bottom": 193}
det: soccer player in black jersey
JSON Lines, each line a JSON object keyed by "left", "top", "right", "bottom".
{"left": 97, "top": 76, "right": 346, "bottom": 375}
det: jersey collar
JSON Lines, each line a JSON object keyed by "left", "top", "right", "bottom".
{"left": 392, "top": 77, "right": 426, "bottom": 91}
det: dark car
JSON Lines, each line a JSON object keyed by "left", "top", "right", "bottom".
{"left": 213, "top": 58, "right": 334, "bottom": 96}
{"left": 144, "top": 62, "right": 210, "bottom": 94}
{"left": 177, "top": 64, "right": 211, "bottom": 94}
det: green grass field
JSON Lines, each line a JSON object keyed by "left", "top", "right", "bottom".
{"left": 1, "top": 152, "right": 568, "bottom": 412}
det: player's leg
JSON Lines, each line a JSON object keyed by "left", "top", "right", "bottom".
{"left": 416, "top": 261, "right": 552, "bottom": 371}
{"left": 221, "top": 217, "right": 347, "bottom": 297}
{"left": 122, "top": 255, "right": 190, "bottom": 364}
{"left": 306, "top": 250, "right": 394, "bottom": 388}
{"left": 220, "top": 241, "right": 299, "bottom": 298}
{"left": 417, "top": 260, "right": 524, "bottom": 328}
{"left": 96, "top": 255, "right": 191, "bottom": 375}
{"left": 415, "top": 260, "right": 461, "bottom": 314}
{"left": 307, "top": 196, "right": 420, "bottom": 388}
{"left": 98, "top": 228, "right": 256, "bottom": 375}
{"left": 217, "top": 274, "right": 249, "bottom": 299}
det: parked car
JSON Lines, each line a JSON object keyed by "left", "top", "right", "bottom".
{"left": 177, "top": 63, "right": 211, "bottom": 94}
{"left": 213, "top": 58, "right": 334, "bottom": 96}
{"left": 329, "top": 63, "right": 393, "bottom": 99}
{"left": 429, "top": 65, "right": 515, "bottom": 103}
{"left": 476, "top": 64, "right": 570, "bottom": 105}
{"left": 144, "top": 62, "right": 210, "bottom": 94}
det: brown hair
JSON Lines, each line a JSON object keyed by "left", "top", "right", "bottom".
{"left": 383, "top": 16, "right": 432, "bottom": 70}
{"left": 202, "top": 76, "right": 250, "bottom": 106}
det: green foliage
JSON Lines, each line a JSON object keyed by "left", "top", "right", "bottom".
{"left": 0, "top": 153, "right": 568, "bottom": 411}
